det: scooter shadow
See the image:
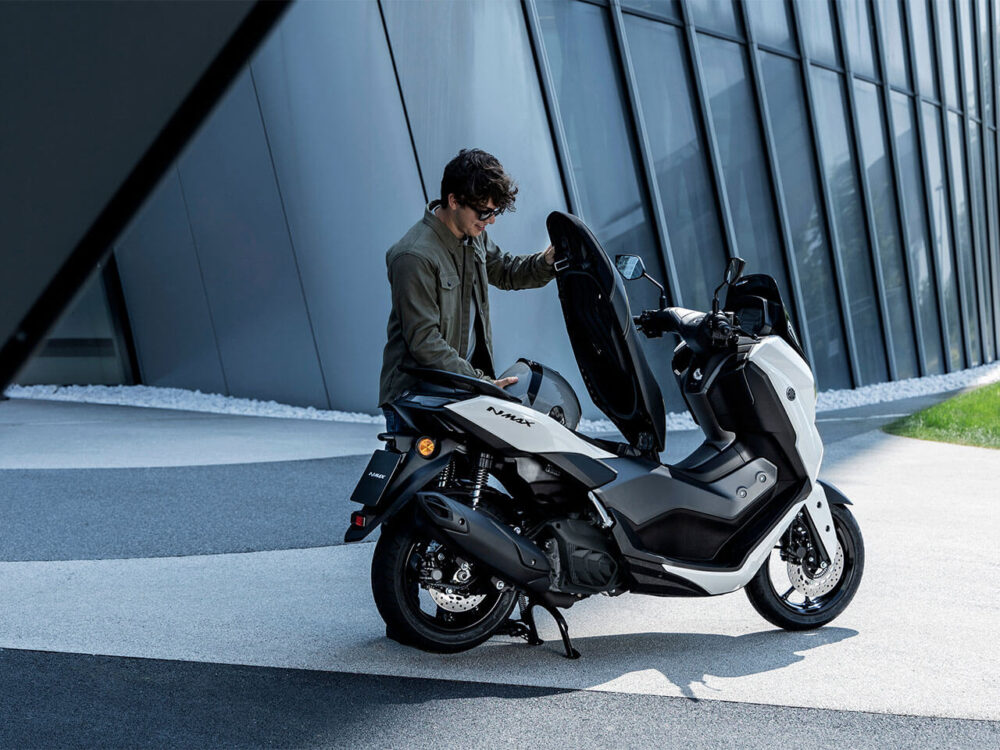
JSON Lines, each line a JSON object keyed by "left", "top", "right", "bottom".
{"left": 441, "top": 625, "right": 859, "bottom": 700}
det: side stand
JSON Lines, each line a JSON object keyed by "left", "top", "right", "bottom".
{"left": 538, "top": 602, "right": 580, "bottom": 659}
{"left": 499, "top": 594, "right": 580, "bottom": 659}
{"left": 498, "top": 594, "right": 543, "bottom": 646}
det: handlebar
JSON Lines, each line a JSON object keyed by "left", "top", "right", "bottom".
{"left": 634, "top": 307, "right": 738, "bottom": 354}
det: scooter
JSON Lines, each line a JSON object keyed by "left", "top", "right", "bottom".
{"left": 345, "top": 211, "right": 864, "bottom": 658}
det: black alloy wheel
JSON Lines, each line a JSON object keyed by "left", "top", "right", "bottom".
{"left": 371, "top": 511, "right": 519, "bottom": 653}
{"left": 745, "top": 503, "right": 864, "bottom": 630}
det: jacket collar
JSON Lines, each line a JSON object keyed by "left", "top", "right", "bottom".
{"left": 424, "top": 200, "right": 474, "bottom": 250}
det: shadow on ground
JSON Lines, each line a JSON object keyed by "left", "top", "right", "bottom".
{"left": 346, "top": 625, "right": 858, "bottom": 701}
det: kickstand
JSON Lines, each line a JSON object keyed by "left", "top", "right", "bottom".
{"left": 538, "top": 602, "right": 580, "bottom": 660}
{"left": 498, "top": 594, "right": 543, "bottom": 646}
{"left": 499, "top": 595, "right": 580, "bottom": 659}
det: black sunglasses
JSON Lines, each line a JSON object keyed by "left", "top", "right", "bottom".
{"left": 461, "top": 201, "right": 503, "bottom": 221}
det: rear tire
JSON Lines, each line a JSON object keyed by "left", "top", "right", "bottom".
{"left": 745, "top": 503, "right": 864, "bottom": 630}
{"left": 371, "top": 512, "right": 518, "bottom": 653}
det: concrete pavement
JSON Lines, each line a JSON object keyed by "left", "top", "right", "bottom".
{"left": 1, "top": 395, "right": 998, "bottom": 747}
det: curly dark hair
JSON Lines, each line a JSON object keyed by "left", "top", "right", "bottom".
{"left": 440, "top": 148, "right": 518, "bottom": 214}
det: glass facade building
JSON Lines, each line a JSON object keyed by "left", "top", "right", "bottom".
{"left": 17, "top": 0, "right": 1000, "bottom": 417}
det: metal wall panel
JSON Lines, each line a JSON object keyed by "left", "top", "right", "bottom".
{"left": 113, "top": 171, "right": 227, "bottom": 394}
{"left": 380, "top": 0, "right": 579, "bottom": 407}
{"left": 177, "top": 69, "right": 329, "bottom": 408}
{"left": 251, "top": 0, "right": 426, "bottom": 413}
{"left": 623, "top": 16, "right": 728, "bottom": 309}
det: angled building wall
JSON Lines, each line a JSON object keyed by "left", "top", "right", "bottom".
{"left": 20, "top": 0, "right": 1000, "bottom": 419}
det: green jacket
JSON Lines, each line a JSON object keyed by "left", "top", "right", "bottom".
{"left": 379, "top": 202, "right": 555, "bottom": 406}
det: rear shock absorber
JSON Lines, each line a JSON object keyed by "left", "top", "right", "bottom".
{"left": 470, "top": 451, "right": 492, "bottom": 508}
{"left": 437, "top": 457, "right": 455, "bottom": 489}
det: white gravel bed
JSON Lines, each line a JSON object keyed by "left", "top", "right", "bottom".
{"left": 5, "top": 360, "right": 999, "bottom": 434}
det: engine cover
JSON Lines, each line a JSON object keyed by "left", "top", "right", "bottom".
{"left": 542, "top": 518, "right": 621, "bottom": 594}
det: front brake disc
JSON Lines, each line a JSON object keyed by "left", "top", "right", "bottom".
{"left": 787, "top": 541, "right": 845, "bottom": 597}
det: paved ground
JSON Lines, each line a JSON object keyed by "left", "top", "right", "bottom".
{"left": 1, "top": 394, "right": 998, "bottom": 747}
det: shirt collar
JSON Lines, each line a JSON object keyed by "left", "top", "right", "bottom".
{"left": 424, "top": 200, "right": 474, "bottom": 249}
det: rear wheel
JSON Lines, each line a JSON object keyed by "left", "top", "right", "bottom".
{"left": 745, "top": 503, "right": 864, "bottom": 630}
{"left": 371, "top": 511, "right": 518, "bottom": 653}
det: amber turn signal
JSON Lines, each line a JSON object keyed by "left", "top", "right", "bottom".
{"left": 417, "top": 437, "right": 437, "bottom": 458}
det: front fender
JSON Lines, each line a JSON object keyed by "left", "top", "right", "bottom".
{"left": 343, "top": 442, "right": 457, "bottom": 542}
{"left": 818, "top": 479, "right": 853, "bottom": 505}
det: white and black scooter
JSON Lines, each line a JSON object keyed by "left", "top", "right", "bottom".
{"left": 346, "top": 211, "right": 863, "bottom": 659}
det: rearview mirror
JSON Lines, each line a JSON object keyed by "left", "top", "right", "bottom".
{"left": 725, "top": 257, "right": 746, "bottom": 284}
{"left": 615, "top": 254, "right": 645, "bottom": 281}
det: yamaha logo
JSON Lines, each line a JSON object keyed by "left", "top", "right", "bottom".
{"left": 486, "top": 405, "right": 534, "bottom": 427}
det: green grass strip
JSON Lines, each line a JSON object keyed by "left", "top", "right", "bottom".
{"left": 883, "top": 380, "right": 1000, "bottom": 449}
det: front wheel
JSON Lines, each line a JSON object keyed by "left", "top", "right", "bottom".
{"left": 745, "top": 503, "right": 864, "bottom": 630}
{"left": 371, "top": 512, "right": 518, "bottom": 653}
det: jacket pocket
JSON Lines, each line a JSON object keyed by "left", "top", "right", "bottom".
{"left": 438, "top": 272, "right": 459, "bottom": 292}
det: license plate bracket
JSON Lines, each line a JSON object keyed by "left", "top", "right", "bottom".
{"left": 350, "top": 449, "right": 405, "bottom": 507}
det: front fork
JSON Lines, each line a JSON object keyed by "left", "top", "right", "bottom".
{"left": 800, "top": 483, "right": 839, "bottom": 565}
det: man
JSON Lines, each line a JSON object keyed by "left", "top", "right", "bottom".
{"left": 379, "top": 148, "right": 556, "bottom": 430}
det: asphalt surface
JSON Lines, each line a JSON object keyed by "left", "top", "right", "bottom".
{"left": 0, "top": 456, "right": 369, "bottom": 560}
{"left": 1, "top": 393, "right": 998, "bottom": 748}
{"left": 2, "top": 650, "right": 996, "bottom": 750}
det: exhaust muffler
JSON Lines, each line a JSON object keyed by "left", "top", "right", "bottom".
{"left": 415, "top": 491, "right": 551, "bottom": 595}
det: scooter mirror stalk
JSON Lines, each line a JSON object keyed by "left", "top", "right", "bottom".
{"left": 616, "top": 254, "right": 668, "bottom": 309}
{"left": 713, "top": 256, "right": 748, "bottom": 314}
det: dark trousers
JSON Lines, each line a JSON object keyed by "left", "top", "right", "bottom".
{"left": 382, "top": 408, "right": 403, "bottom": 433}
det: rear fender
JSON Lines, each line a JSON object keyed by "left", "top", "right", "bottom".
{"left": 343, "top": 441, "right": 457, "bottom": 542}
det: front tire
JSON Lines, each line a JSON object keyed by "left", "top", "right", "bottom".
{"left": 745, "top": 503, "right": 864, "bottom": 630}
{"left": 371, "top": 513, "right": 518, "bottom": 653}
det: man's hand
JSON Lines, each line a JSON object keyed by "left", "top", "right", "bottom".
{"left": 543, "top": 244, "right": 556, "bottom": 266}
{"left": 492, "top": 376, "right": 519, "bottom": 389}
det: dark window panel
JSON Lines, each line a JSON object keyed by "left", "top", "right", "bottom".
{"left": 624, "top": 16, "right": 728, "bottom": 308}
{"left": 984, "top": 134, "right": 1000, "bottom": 354}
{"left": 841, "top": 0, "right": 878, "bottom": 79}
{"left": 921, "top": 102, "right": 964, "bottom": 369}
{"left": 957, "top": 0, "right": 980, "bottom": 116}
{"left": 875, "top": 0, "right": 912, "bottom": 89}
{"left": 890, "top": 93, "right": 945, "bottom": 373}
{"left": 968, "top": 122, "right": 994, "bottom": 360}
{"left": 687, "top": 0, "right": 743, "bottom": 37}
{"left": 760, "top": 52, "right": 852, "bottom": 389}
{"left": 745, "top": 0, "right": 795, "bottom": 52}
{"left": 909, "top": 0, "right": 940, "bottom": 98}
{"left": 810, "top": 67, "right": 888, "bottom": 384}
{"left": 621, "top": 0, "right": 681, "bottom": 22}
{"left": 933, "top": 0, "right": 961, "bottom": 107}
{"left": 854, "top": 80, "right": 920, "bottom": 378}
{"left": 945, "top": 111, "right": 981, "bottom": 364}
{"left": 796, "top": 0, "right": 840, "bottom": 66}
{"left": 697, "top": 36, "right": 794, "bottom": 305}
{"left": 535, "top": 0, "right": 677, "bottom": 401}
